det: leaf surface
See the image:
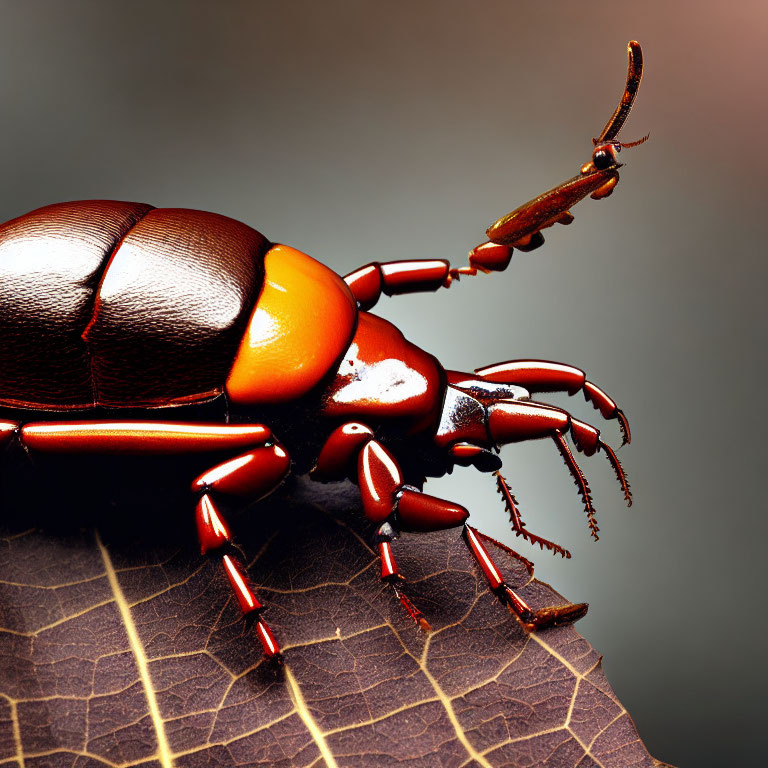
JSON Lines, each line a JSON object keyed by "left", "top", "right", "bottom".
{"left": 0, "top": 476, "right": 667, "bottom": 767}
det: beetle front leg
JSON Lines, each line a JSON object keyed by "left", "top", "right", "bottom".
{"left": 470, "top": 360, "right": 631, "bottom": 445}
{"left": 359, "top": 440, "right": 585, "bottom": 631}
{"left": 494, "top": 472, "right": 572, "bottom": 559}
{"left": 486, "top": 400, "right": 633, "bottom": 539}
{"left": 464, "top": 525, "right": 588, "bottom": 630}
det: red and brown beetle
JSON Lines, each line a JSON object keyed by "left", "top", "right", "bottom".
{"left": 0, "top": 42, "right": 645, "bottom": 662}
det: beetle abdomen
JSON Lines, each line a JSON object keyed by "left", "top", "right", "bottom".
{"left": 0, "top": 201, "right": 269, "bottom": 409}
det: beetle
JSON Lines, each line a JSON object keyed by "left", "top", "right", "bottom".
{"left": 0, "top": 42, "right": 645, "bottom": 662}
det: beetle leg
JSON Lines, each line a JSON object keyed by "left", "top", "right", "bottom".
{"left": 312, "top": 423, "right": 455, "bottom": 631}
{"left": 494, "top": 472, "right": 571, "bottom": 559}
{"left": 20, "top": 420, "right": 274, "bottom": 454}
{"left": 469, "top": 360, "right": 631, "bottom": 446}
{"left": 0, "top": 421, "right": 19, "bottom": 449}
{"left": 376, "top": 529, "right": 431, "bottom": 632}
{"left": 487, "top": 400, "right": 632, "bottom": 539}
{"left": 344, "top": 260, "right": 450, "bottom": 311}
{"left": 464, "top": 525, "right": 588, "bottom": 630}
{"left": 310, "top": 422, "right": 375, "bottom": 481}
{"left": 19, "top": 419, "right": 291, "bottom": 661}
{"left": 317, "top": 425, "right": 580, "bottom": 632}
{"left": 190, "top": 442, "right": 291, "bottom": 499}
{"left": 191, "top": 442, "right": 291, "bottom": 662}
{"left": 347, "top": 433, "right": 465, "bottom": 629}
{"left": 193, "top": 494, "right": 282, "bottom": 661}
{"left": 322, "top": 426, "right": 581, "bottom": 633}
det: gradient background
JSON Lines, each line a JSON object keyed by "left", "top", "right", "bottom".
{"left": 0, "top": 2, "right": 765, "bottom": 765}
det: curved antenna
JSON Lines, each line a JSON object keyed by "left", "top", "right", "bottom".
{"left": 595, "top": 40, "right": 644, "bottom": 144}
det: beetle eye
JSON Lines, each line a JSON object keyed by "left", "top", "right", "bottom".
{"left": 592, "top": 143, "right": 619, "bottom": 170}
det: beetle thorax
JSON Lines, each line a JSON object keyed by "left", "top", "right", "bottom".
{"left": 319, "top": 312, "right": 445, "bottom": 436}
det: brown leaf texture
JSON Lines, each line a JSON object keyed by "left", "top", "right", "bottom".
{"left": 0, "top": 474, "right": 666, "bottom": 768}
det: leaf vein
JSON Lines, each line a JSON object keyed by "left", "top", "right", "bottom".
{"left": 284, "top": 665, "right": 339, "bottom": 768}
{"left": 96, "top": 531, "right": 175, "bottom": 768}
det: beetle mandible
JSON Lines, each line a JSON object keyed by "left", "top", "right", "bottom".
{"left": 0, "top": 42, "right": 645, "bottom": 662}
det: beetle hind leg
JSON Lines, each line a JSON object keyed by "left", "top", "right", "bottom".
{"left": 195, "top": 495, "right": 283, "bottom": 661}
{"left": 192, "top": 443, "right": 292, "bottom": 662}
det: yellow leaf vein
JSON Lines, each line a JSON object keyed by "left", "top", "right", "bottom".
{"left": 96, "top": 531, "right": 174, "bottom": 768}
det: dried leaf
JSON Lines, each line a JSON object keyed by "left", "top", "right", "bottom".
{"left": 0, "top": 473, "right": 667, "bottom": 767}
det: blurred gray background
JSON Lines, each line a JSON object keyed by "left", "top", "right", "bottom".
{"left": 0, "top": 1, "right": 765, "bottom": 765}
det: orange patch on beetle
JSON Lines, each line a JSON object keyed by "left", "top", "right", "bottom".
{"left": 226, "top": 244, "right": 357, "bottom": 404}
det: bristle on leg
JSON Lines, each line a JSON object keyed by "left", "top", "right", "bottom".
{"left": 600, "top": 442, "right": 633, "bottom": 506}
{"left": 553, "top": 433, "right": 599, "bottom": 540}
{"left": 494, "top": 473, "right": 571, "bottom": 559}
{"left": 616, "top": 408, "right": 631, "bottom": 446}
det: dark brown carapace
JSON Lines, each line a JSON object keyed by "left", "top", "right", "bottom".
{"left": 0, "top": 42, "right": 645, "bottom": 662}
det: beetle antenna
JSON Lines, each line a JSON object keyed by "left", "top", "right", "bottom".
{"left": 594, "top": 40, "right": 644, "bottom": 145}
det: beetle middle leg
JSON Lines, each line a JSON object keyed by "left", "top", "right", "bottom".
{"left": 19, "top": 420, "right": 292, "bottom": 661}
{"left": 312, "top": 422, "right": 586, "bottom": 632}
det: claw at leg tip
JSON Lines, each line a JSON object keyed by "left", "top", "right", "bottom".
{"left": 526, "top": 601, "right": 589, "bottom": 630}
{"left": 617, "top": 409, "right": 631, "bottom": 445}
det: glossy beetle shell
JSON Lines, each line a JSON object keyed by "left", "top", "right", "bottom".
{"left": 0, "top": 200, "right": 356, "bottom": 411}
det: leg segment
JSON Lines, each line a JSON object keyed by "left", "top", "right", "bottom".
{"left": 464, "top": 525, "right": 588, "bottom": 630}
{"left": 0, "top": 421, "right": 18, "bottom": 449}
{"left": 344, "top": 260, "right": 450, "bottom": 310}
{"left": 342, "top": 245, "right": 519, "bottom": 310}
{"left": 191, "top": 442, "right": 290, "bottom": 661}
{"left": 471, "top": 360, "right": 631, "bottom": 445}
{"left": 487, "top": 399, "right": 632, "bottom": 539}
{"left": 195, "top": 492, "right": 283, "bottom": 661}
{"left": 495, "top": 472, "right": 571, "bottom": 559}
{"left": 20, "top": 421, "right": 273, "bottom": 454}
{"left": 377, "top": 537, "right": 431, "bottom": 631}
